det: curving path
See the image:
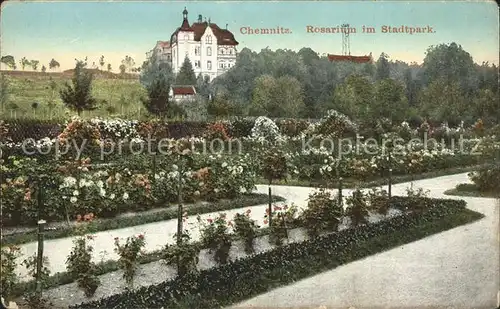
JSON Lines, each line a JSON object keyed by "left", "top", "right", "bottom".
{"left": 231, "top": 174, "right": 499, "bottom": 309}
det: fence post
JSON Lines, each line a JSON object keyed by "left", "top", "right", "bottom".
{"left": 268, "top": 181, "right": 272, "bottom": 227}
{"left": 36, "top": 219, "right": 46, "bottom": 298}
{"left": 388, "top": 150, "right": 392, "bottom": 199}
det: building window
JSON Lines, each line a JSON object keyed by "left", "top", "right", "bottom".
{"left": 229, "top": 48, "right": 232, "bottom": 55}
{"left": 206, "top": 35, "right": 212, "bottom": 44}
{"left": 207, "top": 47, "right": 212, "bottom": 56}
{"left": 220, "top": 48, "right": 224, "bottom": 55}
{"left": 220, "top": 63, "right": 223, "bottom": 69}
{"left": 195, "top": 60, "right": 200, "bottom": 68}
{"left": 195, "top": 47, "right": 199, "bottom": 55}
{"left": 184, "top": 34, "right": 189, "bottom": 41}
{"left": 207, "top": 60, "right": 212, "bottom": 70}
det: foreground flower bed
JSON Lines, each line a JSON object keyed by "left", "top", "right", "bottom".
{"left": 68, "top": 196, "right": 482, "bottom": 309}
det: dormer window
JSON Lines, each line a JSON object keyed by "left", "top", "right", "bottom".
{"left": 184, "top": 34, "right": 189, "bottom": 41}
{"left": 206, "top": 35, "right": 212, "bottom": 44}
{"left": 220, "top": 49, "right": 224, "bottom": 55}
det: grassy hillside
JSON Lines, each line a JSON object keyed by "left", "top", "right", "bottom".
{"left": 0, "top": 70, "right": 147, "bottom": 119}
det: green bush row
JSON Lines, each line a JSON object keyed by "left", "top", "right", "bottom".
{"left": 69, "top": 197, "right": 481, "bottom": 309}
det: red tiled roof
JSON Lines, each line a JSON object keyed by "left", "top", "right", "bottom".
{"left": 327, "top": 54, "right": 373, "bottom": 63}
{"left": 172, "top": 20, "right": 238, "bottom": 46}
{"left": 172, "top": 86, "right": 196, "bottom": 95}
{"left": 157, "top": 41, "right": 170, "bottom": 48}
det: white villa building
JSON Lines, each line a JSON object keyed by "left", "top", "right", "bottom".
{"left": 147, "top": 8, "right": 239, "bottom": 82}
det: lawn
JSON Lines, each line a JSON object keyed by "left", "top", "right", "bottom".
{"left": 1, "top": 71, "right": 146, "bottom": 119}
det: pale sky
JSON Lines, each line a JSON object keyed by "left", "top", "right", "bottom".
{"left": 1, "top": 1, "right": 498, "bottom": 72}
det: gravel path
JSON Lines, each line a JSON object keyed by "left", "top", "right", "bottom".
{"left": 231, "top": 173, "right": 499, "bottom": 309}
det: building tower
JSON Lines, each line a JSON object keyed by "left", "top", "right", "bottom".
{"left": 341, "top": 23, "right": 351, "bottom": 56}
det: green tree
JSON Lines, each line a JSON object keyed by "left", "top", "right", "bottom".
{"left": 372, "top": 78, "right": 408, "bottom": 123}
{"left": 196, "top": 74, "right": 211, "bottom": 100}
{"left": 47, "top": 77, "right": 58, "bottom": 119}
{"left": 250, "top": 74, "right": 304, "bottom": 118}
{"left": 99, "top": 55, "right": 105, "bottom": 71}
{"left": 176, "top": 56, "right": 197, "bottom": 85}
{"left": 121, "top": 55, "right": 135, "bottom": 73}
{"left": 41, "top": 65, "right": 47, "bottom": 73}
{"left": 59, "top": 60, "right": 98, "bottom": 116}
{"left": 107, "top": 63, "right": 112, "bottom": 72}
{"left": 140, "top": 56, "right": 175, "bottom": 117}
{"left": 49, "top": 58, "right": 60, "bottom": 71}
{"left": 19, "top": 57, "right": 30, "bottom": 70}
{"left": 119, "top": 64, "right": 126, "bottom": 75}
{"left": 376, "top": 53, "right": 390, "bottom": 80}
{"left": 30, "top": 60, "right": 40, "bottom": 71}
{"left": 474, "top": 89, "right": 499, "bottom": 125}
{"left": 207, "top": 88, "right": 234, "bottom": 118}
{"left": 418, "top": 78, "right": 468, "bottom": 125}
{"left": 421, "top": 43, "right": 476, "bottom": 90}
{"left": 332, "top": 74, "right": 374, "bottom": 121}
{"left": 0, "top": 55, "right": 16, "bottom": 69}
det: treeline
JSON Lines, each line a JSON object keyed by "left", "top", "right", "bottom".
{"left": 209, "top": 43, "right": 498, "bottom": 126}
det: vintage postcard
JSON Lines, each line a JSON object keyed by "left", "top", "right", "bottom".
{"left": 0, "top": 1, "right": 498, "bottom": 309}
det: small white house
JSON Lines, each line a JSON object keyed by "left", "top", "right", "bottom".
{"left": 169, "top": 85, "right": 197, "bottom": 102}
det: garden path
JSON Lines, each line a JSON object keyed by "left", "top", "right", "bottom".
{"left": 231, "top": 173, "right": 499, "bottom": 309}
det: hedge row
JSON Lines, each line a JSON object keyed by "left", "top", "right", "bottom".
{"left": 1, "top": 118, "right": 319, "bottom": 143}
{"left": 69, "top": 196, "right": 482, "bottom": 309}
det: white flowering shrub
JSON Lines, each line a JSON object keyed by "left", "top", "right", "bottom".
{"left": 89, "top": 117, "right": 140, "bottom": 141}
{"left": 307, "top": 109, "right": 358, "bottom": 138}
{"left": 250, "top": 116, "right": 284, "bottom": 144}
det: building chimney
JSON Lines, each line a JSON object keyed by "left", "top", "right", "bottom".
{"left": 226, "top": 23, "right": 228, "bottom": 30}
{"left": 198, "top": 14, "right": 202, "bottom": 22}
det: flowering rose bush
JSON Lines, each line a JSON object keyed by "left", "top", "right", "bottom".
{"left": 264, "top": 204, "right": 299, "bottom": 246}
{"left": 300, "top": 189, "right": 343, "bottom": 237}
{"left": 66, "top": 213, "right": 100, "bottom": 297}
{"left": 204, "top": 121, "right": 230, "bottom": 141}
{"left": 197, "top": 213, "right": 232, "bottom": 264}
{"left": 163, "top": 230, "right": 200, "bottom": 276}
{"left": 0, "top": 245, "right": 21, "bottom": 302}
{"left": 345, "top": 189, "right": 369, "bottom": 227}
{"left": 114, "top": 234, "right": 146, "bottom": 287}
{"left": 233, "top": 210, "right": 259, "bottom": 254}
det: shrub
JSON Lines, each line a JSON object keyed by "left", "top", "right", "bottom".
{"left": 345, "top": 189, "right": 369, "bottom": 227}
{"left": 228, "top": 117, "right": 254, "bottom": 138}
{"left": 0, "top": 245, "right": 21, "bottom": 302}
{"left": 204, "top": 121, "right": 230, "bottom": 141}
{"left": 311, "top": 109, "right": 357, "bottom": 138}
{"left": 367, "top": 187, "right": 390, "bottom": 215}
{"left": 259, "top": 147, "right": 289, "bottom": 183}
{"left": 265, "top": 204, "right": 299, "bottom": 246}
{"left": 250, "top": 116, "right": 283, "bottom": 144}
{"left": 468, "top": 164, "right": 500, "bottom": 193}
{"left": 233, "top": 210, "right": 259, "bottom": 254}
{"left": 198, "top": 213, "right": 232, "bottom": 264}
{"left": 66, "top": 214, "right": 100, "bottom": 297}
{"left": 276, "top": 118, "right": 309, "bottom": 137}
{"left": 163, "top": 231, "right": 200, "bottom": 277}
{"left": 66, "top": 237, "right": 100, "bottom": 297}
{"left": 114, "top": 234, "right": 146, "bottom": 288}
{"left": 300, "top": 189, "right": 343, "bottom": 237}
